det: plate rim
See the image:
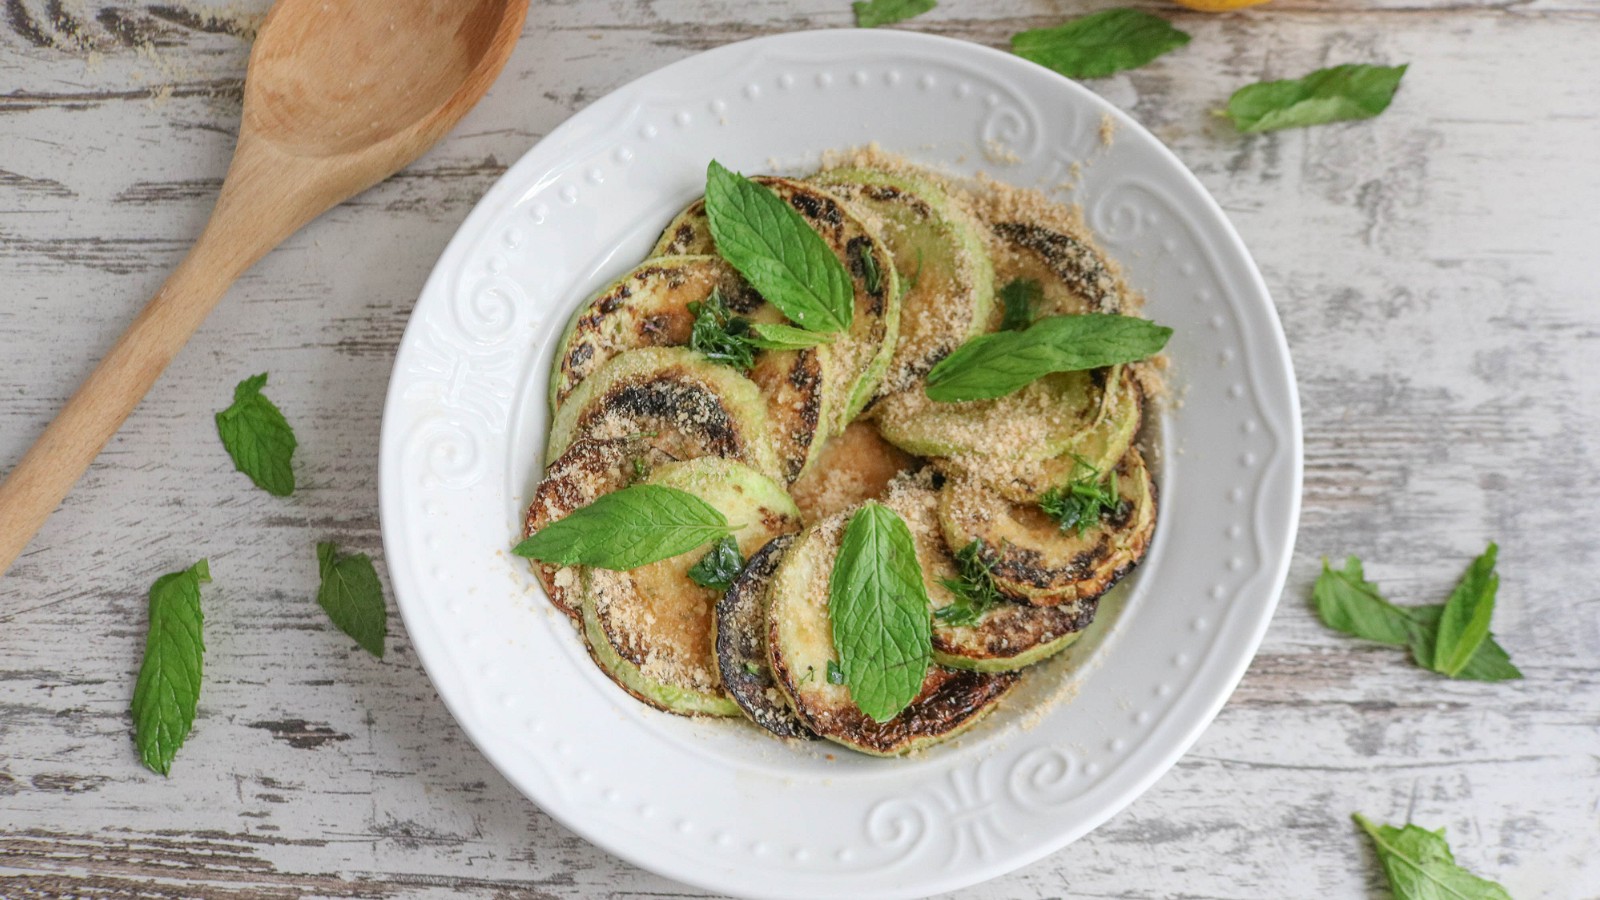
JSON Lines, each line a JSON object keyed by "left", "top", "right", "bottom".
{"left": 380, "top": 27, "right": 1303, "bottom": 899}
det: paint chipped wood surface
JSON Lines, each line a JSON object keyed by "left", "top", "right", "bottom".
{"left": 2, "top": 0, "right": 1597, "bottom": 896}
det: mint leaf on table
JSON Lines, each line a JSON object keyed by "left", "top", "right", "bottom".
{"left": 687, "top": 535, "right": 744, "bottom": 592}
{"left": 829, "top": 502, "right": 932, "bottom": 723}
{"left": 215, "top": 373, "right": 297, "bottom": 496}
{"left": 1433, "top": 543, "right": 1499, "bottom": 677}
{"left": 1353, "top": 814, "right": 1513, "bottom": 900}
{"left": 316, "top": 542, "right": 387, "bottom": 658}
{"left": 853, "top": 0, "right": 935, "bottom": 28}
{"left": 925, "top": 313, "right": 1172, "bottom": 403}
{"left": 747, "top": 322, "right": 835, "bottom": 350}
{"left": 131, "top": 560, "right": 210, "bottom": 776}
{"left": 1011, "top": 9, "right": 1190, "bottom": 80}
{"left": 1314, "top": 556, "right": 1415, "bottom": 647}
{"left": 998, "top": 278, "right": 1042, "bottom": 332}
{"left": 512, "top": 484, "right": 732, "bottom": 570}
{"left": 704, "top": 160, "right": 853, "bottom": 333}
{"left": 1312, "top": 551, "right": 1521, "bottom": 682}
{"left": 1225, "top": 64, "right": 1408, "bottom": 133}
{"left": 1405, "top": 604, "right": 1522, "bottom": 683}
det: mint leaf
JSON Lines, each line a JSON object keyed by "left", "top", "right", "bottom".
{"left": 853, "top": 0, "right": 935, "bottom": 28}
{"left": 215, "top": 373, "right": 297, "bottom": 496}
{"left": 1405, "top": 605, "right": 1522, "bottom": 683}
{"left": 747, "top": 322, "right": 835, "bottom": 350}
{"left": 131, "top": 560, "right": 210, "bottom": 776}
{"left": 316, "top": 542, "right": 387, "bottom": 658}
{"left": 1353, "top": 814, "right": 1513, "bottom": 900}
{"left": 925, "top": 313, "right": 1172, "bottom": 402}
{"left": 1313, "top": 556, "right": 1413, "bottom": 646}
{"left": 1226, "top": 64, "right": 1407, "bottom": 133}
{"left": 512, "top": 484, "right": 732, "bottom": 570}
{"left": 704, "top": 161, "right": 853, "bottom": 333}
{"left": 1011, "top": 9, "right": 1190, "bottom": 80}
{"left": 687, "top": 535, "right": 744, "bottom": 592}
{"left": 829, "top": 502, "right": 932, "bottom": 723}
{"left": 999, "top": 278, "right": 1041, "bottom": 332}
{"left": 826, "top": 659, "right": 846, "bottom": 684}
{"left": 1433, "top": 543, "right": 1499, "bottom": 677}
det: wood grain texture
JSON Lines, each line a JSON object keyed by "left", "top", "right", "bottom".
{"left": 3, "top": 1, "right": 1597, "bottom": 897}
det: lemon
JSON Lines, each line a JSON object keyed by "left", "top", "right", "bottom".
{"left": 1172, "top": 0, "right": 1272, "bottom": 10}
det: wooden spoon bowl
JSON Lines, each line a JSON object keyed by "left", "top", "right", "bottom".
{"left": 0, "top": 0, "right": 529, "bottom": 575}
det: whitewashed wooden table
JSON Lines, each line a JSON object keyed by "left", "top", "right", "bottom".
{"left": 3, "top": 1, "right": 1598, "bottom": 896}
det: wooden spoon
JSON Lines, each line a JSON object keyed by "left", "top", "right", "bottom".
{"left": 0, "top": 0, "right": 529, "bottom": 576}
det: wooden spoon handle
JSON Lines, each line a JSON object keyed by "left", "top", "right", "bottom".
{"left": 0, "top": 216, "right": 262, "bottom": 574}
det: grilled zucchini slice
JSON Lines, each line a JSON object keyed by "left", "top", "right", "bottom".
{"left": 650, "top": 176, "right": 901, "bottom": 428}
{"left": 931, "top": 366, "right": 1145, "bottom": 503}
{"left": 988, "top": 220, "right": 1127, "bottom": 319}
{"left": 546, "top": 347, "right": 783, "bottom": 483}
{"left": 713, "top": 535, "right": 817, "bottom": 739}
{"left": 549, "top": 255, "right": 832, "bottom": 482}
{"left": 875, "top": 362, "right": 1140, "bottom": 472}
{"left": 766, "top": 484, "right": 1018, "bottom": 756}
{"left": 550, "top": 256, "right": 758, "bottom": 407}
{"left": 522, "top": 435, "right": 671, "bottom": 619}
{"left": 787, "top": 421, "right": 918, "bottom": 525}
{"left": 939, "top": 447, "right": 1156, "bottom": 604}
{"left": 582, "top": 457, "right": 801, "bottom": 716}
{"left": 813, "top": 167, "right": 995, "bottom": 393}
{"left": 873, "top": 478, "right": 1098, "bottom": 672}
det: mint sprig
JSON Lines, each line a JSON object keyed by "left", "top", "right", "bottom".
{"left": 1313, "top": 549, "right": 1520, "bottom": 682}
{"left": 925, "top": 313, "right": 1171, "bottom": 403}
{"left": 704, "top": 160, "right": 853, "bottom": 334}
{"left": 512, "top": 484, "right": 732, "bottom": 570}
{"left": 215, "top": 373, "right": 297, "bottom": 496}
{"left": 1012, "top": 9, "right": 1190, "bottom": 80}
{"left": 829, "top": 502, "right": 932, "bottom": 723}
{"left": 316, "top": 542, "right": 387, "bottom": 658}
{"left": 1225, "top": 64, "right": 1408, "bottom": 133}
{"left": 131, "top": 560, "right": 210, "bottom": 776}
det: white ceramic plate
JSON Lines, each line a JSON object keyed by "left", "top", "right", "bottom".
{"left": 379, "top": 29, "right": 1301, "bottom": 900}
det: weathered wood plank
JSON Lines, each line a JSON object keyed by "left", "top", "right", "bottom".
{"left": 3, "top": 0, "right": 1598, "bottom": 897}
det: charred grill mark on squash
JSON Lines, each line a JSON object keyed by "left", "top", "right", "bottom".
{"left": 578, "top": 373, "right": 746, "bottom": 461}
{"left": 716, "top": 536, "right": 817, "bottom": 739}
{"left": 992, "top": 221, "right": 1121, "bottom": 314}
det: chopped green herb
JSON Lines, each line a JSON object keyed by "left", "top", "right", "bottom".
{"left": 853, "top": 0, "right": 935, "bottom": 29}
{"left": 1353, "top": 813, "right": 1512, "bottom": 900}
{"left": 856, "top": 241, "right": 882, "bottom": 295}
{"left": 1225, "top": 63, "right": 1408, "bottom": 133}
{"left": 935, "top": 540, "right": 1004, "bottom": 628}
{"left": 999, "top": 278, "right": 1042, "bottom": 331}
{"left": 1011, "top": 9, "right": 1190, "bottom": 80}
{"left": 827, "top": 659, "right": 846, "bottom": 684}
{"left": 1038, "top": 458, "right": 1121, "bottom": 534}
{"left": 742, "top": 660, "right": 761, "bottom": 676}
{"left": 629, "top": 457, "right": 649, "bottom": 483}
{"left": 687, "top": 535, "right": 745, "bottom": 592}
{"left": 688, "top": 289, "right": 758, "bottom": 371}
